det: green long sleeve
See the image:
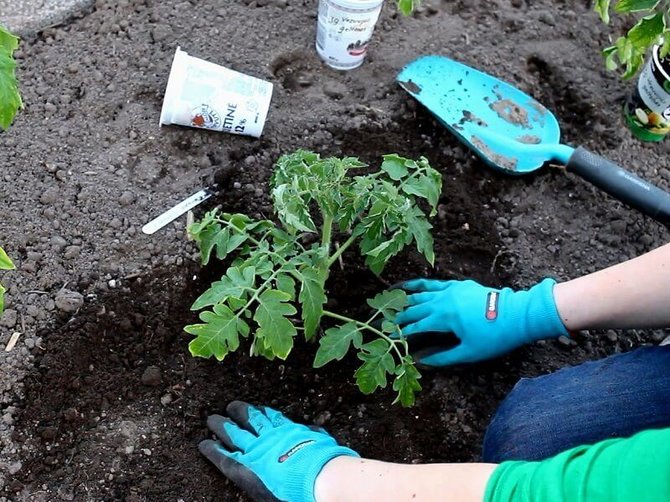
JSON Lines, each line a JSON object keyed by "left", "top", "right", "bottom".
{"left": 484, "top": 427, "right": 670, "bottom": 502}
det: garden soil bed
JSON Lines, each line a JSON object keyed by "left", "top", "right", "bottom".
{"left": 2, "top": 0, "right": 669, "bottom": 500}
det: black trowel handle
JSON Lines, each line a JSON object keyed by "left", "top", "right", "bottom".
{"left": 566, "top": 147, "right": 670, "bottom": 227}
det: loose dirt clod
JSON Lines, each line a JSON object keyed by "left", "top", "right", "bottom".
{"left": 517, "top": 135, "right": 542, "bottom": 144}
{"left": 54, "top": 290, "right": 84, "bottom": 313}
{"left": 471, "top": 137, "right": 518, "bottom": 171}
{"left": 141, "top": 366, "right": 162, "bottom": 387}
{"left": 490, "top": 99, "right": 531, "bottom": 128}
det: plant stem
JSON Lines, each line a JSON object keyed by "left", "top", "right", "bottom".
{"left": 321, "top": 215, "right": 334, "bottom": 253}
{"left": 326, "top": 232, "right": 358, "bottom": 268}
{"left": 322, "top": 310, "right": 407, "bottom": 361}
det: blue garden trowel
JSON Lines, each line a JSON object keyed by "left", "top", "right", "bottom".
{"left": 397, "top": 55, "right": 670, "bottom": 226}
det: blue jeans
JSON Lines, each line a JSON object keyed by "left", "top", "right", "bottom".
{"left": 482, "top": 345, "right": 670, "bottom": 462}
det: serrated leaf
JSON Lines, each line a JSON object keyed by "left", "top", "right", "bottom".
{"left": 381, "top": 320, "right": 399, "bottom": 334}
{"left": 276, "top": 273, "right": 296, "bottom": 300}
{"left": 407, "top": 209, "right": 435, "bottom": 266}
{"left": 196, "top": 223, "right": 224, "bottom": 266}
{"left": 604, "top": 46, "right": 619, "bottom": 70}
{"left": 0, "top": 26, "right": 21, "bottom": 131}
{"left": 595, "top": 0, "right": 611, "bottom": 23}
{"left": 627, "top": 12, "right": 665, "bottom": 47}
{"left": 393, "top": 357, "right": 422, "bottom": 407}
{"left": 218, "top": 232, "right": 247, "bottom": 260}
{"left": 402, "top": 174, "right": 441, "bottom": 214}
{"left": 623, "top": 51, "right": 645, "bottom": 79}
{"left": 313, "top": 322, "right": 362, "bottom": 368}
{"left": 272, "top": 184, "right": 317, "bottom": 234}
{"left": 355, "top": 339, "right": 396, "bottom": 394}
{"left": 367, "top": 289, "right": 408, "bottom": 319}
{"left": 191, "top": 266, "right": 256, "bottom": 311}
{"left": 364, "top": 234, "right": 405, "bottom": 275}
{"left": 254, "top": 289, "right": 297, "bottom": 359}
{"left": 186, "top": 303, "right": 249, "bottom": 361}
{"left": 299, "top": 268, "right": 327, "bottom": 340}
{"left": 381, "top": 154, "right": 409, "bottom": 180}
{"left": 0, "top": 247, "right": 14, "bottom": 270}
{"left": 615, "top": 0, "right": 659, "bottom": 13}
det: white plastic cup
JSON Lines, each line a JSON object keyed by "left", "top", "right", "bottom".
{"left": 316, "top": 0, "right": 384, "bottom": 70}
{"left": 159, "top": 47, "right": 274, "bottom": 138}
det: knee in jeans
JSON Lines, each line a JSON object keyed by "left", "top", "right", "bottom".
{"left": 482, "top": 377, "right": 544, "bottom": 463}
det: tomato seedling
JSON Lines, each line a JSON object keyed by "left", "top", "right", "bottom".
{"left": 186, "top": 150, "right": 442, "bottom": 406}
{"left": 595, "top": 0, "right": 670, "bottom": 78}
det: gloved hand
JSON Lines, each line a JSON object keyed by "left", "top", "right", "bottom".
{"left": 394, "top": 278, "right": 568, "bottom": 367}
{"left": 199, "top": 401, "right": 359, "bottom": 502}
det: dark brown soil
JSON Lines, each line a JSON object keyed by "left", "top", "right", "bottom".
{"left": 3, "top": 0, "right": 670, "bottom": 500}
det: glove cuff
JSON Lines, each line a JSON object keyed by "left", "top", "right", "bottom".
{"left": 286, "top": 446, "right": 360, "bottom": 502}
{"left": 522, "top": 278, "right": 569, "bottom": 343}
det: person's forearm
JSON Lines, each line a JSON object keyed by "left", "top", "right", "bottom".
{"left": 314, "top": 456, "right": 497, "bottom": 502}
{"left": 554, "top": 242, "right": 670, "bottom": 330}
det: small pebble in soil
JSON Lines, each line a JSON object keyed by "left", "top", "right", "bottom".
{"left": 141, "top": 366, "right": 162, "bottom": 387}
{"left": 55, "top": 290, "right": 84, "bottom": 313}
{"left": 557, "top": 335, "right": 576, "bottom": 348}
{"left": 160, "top": 394, "right": 173, "bottom": 405}
{"left": 119, "top": 191, "right": 136, "bottom": 206}
{"left": 606, "top": 330, "right": 618, "bottom": 343}
{"left": 142, "top": 448, "right": 152, "bottom": 456}
{"left": 0, "top": 309, "right": 17, "bottom": 328}
{"left": 314, "top": 411, "right": 331, "bottom": 426}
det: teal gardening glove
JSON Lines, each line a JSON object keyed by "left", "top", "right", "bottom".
{"left": 199, "top": 401, "right": 359, "bottom": 502}
{"left": 395, "top": 278, "right": 568, "bottom": 367}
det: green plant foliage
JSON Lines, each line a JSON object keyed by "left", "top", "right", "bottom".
{"left": 186, "top": 150, "right": 442, "bottom": 406}
{"left": 0, "top": 247, "right": 15, "bottom": 316}
{"left": 595, "top": 0, "right": 669, "bottom": 78}
{"left": 397, "top": 0, "right": 421, "bottom": 15}
{"left": 0, "top": 26, "right": 22, "bottom": 130}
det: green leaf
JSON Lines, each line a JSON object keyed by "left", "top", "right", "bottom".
{"left": 397, "top": 0, "right": 419, "bottom": 15}
{"left": 622, "top": 51, "right": 645, "bottom": 79}
{"left": 594, "top": 0, "right": 611, "bottom": 23}
{"left": 276, "top": 273, "right": 296, "bottom": 300}
{"left": 0, "top": 247, "right": 14, "bottom": 270}
{"left": 298, "top": 268, "right": 327, "bottom": 340}
{"left": 272, "top": 184, "right": 317, "bottom": 234}
{"left": 367, "top": 289, "right": 407, "bottom": 320}
{"left": 603, "top": 46, "right": 619, "bottom": 70}
{"left": 313, "top": 322, "right": 362, "bottom": 368}
{"left": 627, "top": 12, "right": 666, "bottom": 48}
{"left": 407, "top": 208, "right": 435, "bottom": 266}
{"left": 392, "top": 356, "right": 422, "bottom": 407}
{"left": 191, "top": 266, "right": 256, "bottom": 311}
{"left": 196, "top": 223, "right": 224, "bottom": 266}
{"left": 218, "top": 232, "right": 247, "bottom": 260}
{"left": 615, "top": 0, "right": 659, "bottom": 13}
{"left": 0, "top": 26, "right": 21, "bottom": 131}
{"left": 186, "top": 303, "right": 250, "bottom": 361}
{"left": 0, "top": 283, "right": 5, "bottom": 316}
{"left": 254, "top": 289, "right": 297, "bottom": 359}
{"left": 381, "top": 154, "right": 409, "bottom": 180}
{"left": 401, "top": 174, "right": 441, "bottom": 214}
{"left": 354, "top": 339, "right": 396, "bottom": 394}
